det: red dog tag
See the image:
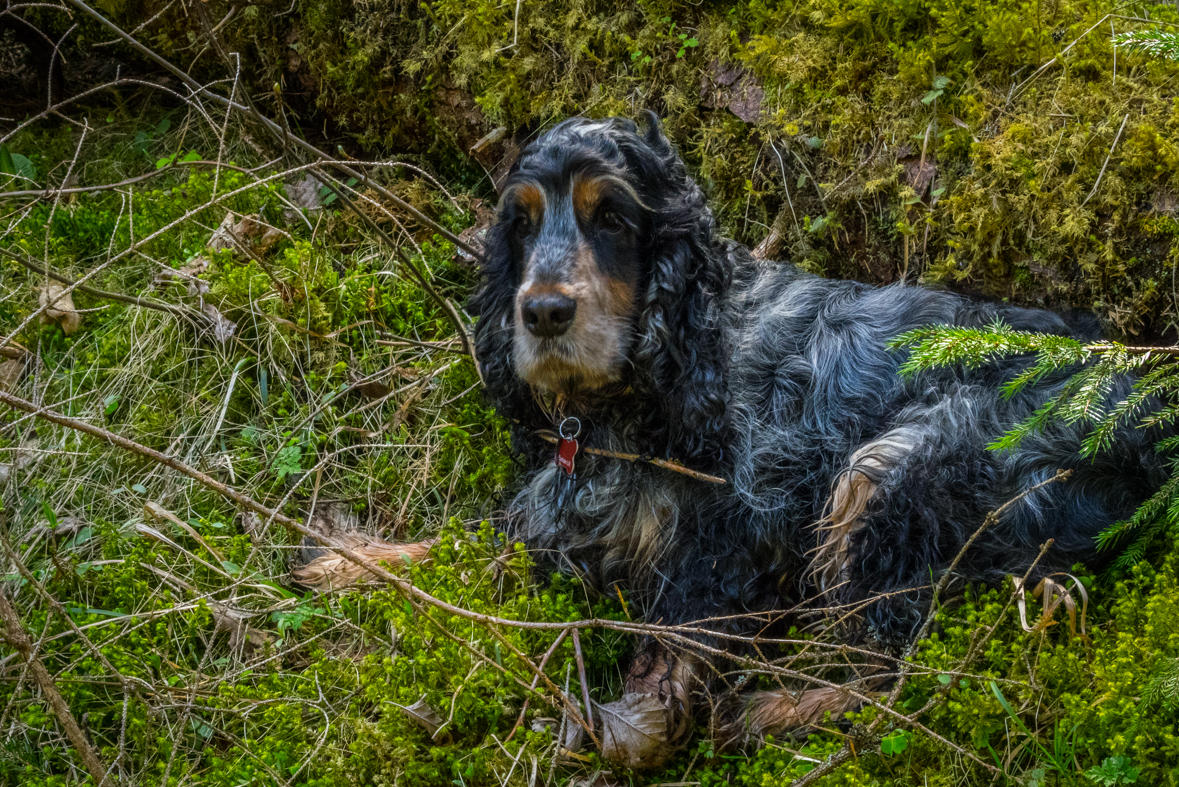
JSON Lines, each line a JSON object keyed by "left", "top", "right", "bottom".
{"left": 556, "top": 437, "right": 579, "bottom": 475}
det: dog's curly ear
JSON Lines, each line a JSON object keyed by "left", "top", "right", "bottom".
{"left": 470, "top": 212, "right": 531, "bottom": 422}
{"left": 631, "top": 121, "right": 732, "bottom": 462}
{"left": 642, "top": 110, "right": 671, "bottom": 153}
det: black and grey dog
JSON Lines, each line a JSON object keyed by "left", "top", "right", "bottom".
{"left": 298, "top": 114, "right": 1166, "bottom": 756}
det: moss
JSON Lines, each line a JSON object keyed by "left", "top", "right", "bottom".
{"left": 97, "top": 0, "right": 1179, "bottom": 331}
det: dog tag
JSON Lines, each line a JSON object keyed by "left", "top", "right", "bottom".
{"left": 556, "top": 437, "right": 579, "bottom": 476}
{"left": 553, "top": 417, "right": 582, "bottom": 522}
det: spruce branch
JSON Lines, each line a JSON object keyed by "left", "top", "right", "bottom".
{"left": 1113, "top": 28, "right": 1179, "bottom": 60}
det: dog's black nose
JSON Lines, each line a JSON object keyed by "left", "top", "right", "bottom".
{"left": 522, "top": 293, "right": 577, "bottom": 337}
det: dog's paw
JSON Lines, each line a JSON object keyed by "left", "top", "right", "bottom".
{"left": 712, "top": 687, "right": 865, "bottom": 748}
{"left": 290, "top": 537, "right": 435, "bottom": 591}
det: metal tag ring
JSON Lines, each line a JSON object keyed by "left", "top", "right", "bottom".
{"left": 558, "top": 416, "right": 582, "bottom": 441}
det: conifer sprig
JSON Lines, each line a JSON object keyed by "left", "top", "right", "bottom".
{"left": 892, "top": 322, "right": 1179, "bottom": 564}
{"left": 1113, "top": 28, "right": 1179, "bottom": 60}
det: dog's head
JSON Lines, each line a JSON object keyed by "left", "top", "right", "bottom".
{"left": 472, "top": 114, "right": 732, "bottom": 460}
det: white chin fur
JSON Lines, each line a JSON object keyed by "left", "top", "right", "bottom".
{"left": 513, "top": 328, "right": 624, "bottom": 394}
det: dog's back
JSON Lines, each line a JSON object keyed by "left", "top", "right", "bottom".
{"left": 723, "top": 257, "right": 1166, "bottom": 643}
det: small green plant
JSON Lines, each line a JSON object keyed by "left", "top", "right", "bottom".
{"left": 922, "top": 74, "right": 951, "bottom": 105}
{"left": 1086, "top": 756, "right": 1141, "bottom": 785}
{"left": 1143, "top": 657, "right": 1179, "bottom": 713}
{"left": 989, "top": 681, "right": 1080, "bottom": 776}
{"left": 0, "top": 144, "right": 37, "bottom": 184}
{"left": 880, "top": 729, "right": 913, "bottom": 755}
{"left": 271, "top": 443, "right": 303, "bottom": 481}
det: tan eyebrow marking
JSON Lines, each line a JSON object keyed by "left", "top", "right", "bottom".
{"left": 572, "top": 176, "right": 606, "bottom": 223}
{"left": 571, "top": 173, "right": 649, "bottom": 224}
{"left": 501, "top": 181, "right": 545, "bottom": 224}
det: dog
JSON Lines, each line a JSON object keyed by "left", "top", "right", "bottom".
{"left": 296, "top": 114, "right": 1167, "bottom": 763}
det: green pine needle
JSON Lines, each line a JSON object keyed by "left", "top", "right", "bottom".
{"left": 1114, "top": 29, "right": 1179, "bottom": 60}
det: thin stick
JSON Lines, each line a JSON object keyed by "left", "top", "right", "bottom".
{"left": 534, "top": 432, "right": 726, "bottom": 484}
{"left": 0, "top": 246, "right": 193, "bottom": 319}
{"left": 572, "top": 628, "right": 594, "bottom": 732}
{"left": 0, "top": 586, "right": 112, "bottom": 786}
{"left": 1080, "top": 113, "right": 1129, "bottom": 208}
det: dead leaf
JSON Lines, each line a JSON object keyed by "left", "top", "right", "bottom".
{"left": 235, "top": 214, "right": 283, "bottom": 252}
{"left": 28, "top": 515, "right": 88, "bottom": 543}
{"left": 208, "top": 213, "right": 238, "bottom": 252}
{"left": 348, "top": 367, "right": 392, "bottom": 399}
{"left": 209, "top": 212, "right": 284, "bottom": 255}
{"left": 900, "top": 155, "right": 937, "bottom": 197}
{"left": 531, "top": 717, "right": 558, "bottom": 734}
{"left": 39, "top": 282, "right": 82, "bottom": 335}
{"left": 211, "top": 604, "right": 273, "bottom": 656}
{"left": 701, "top": 61, "right": 764, "bottom": 123}
{"left": 0, "top": 358, "right": 22, "bottom": 392}
{"left": 396, "top": 697, "right": 445, "bottom": 736}
{"left": 202, "top": 304, "right": 237, "bottom": 345}
{"left": 285, "top": 175, "right": 323, "bottom": 214}
{"left": 595, "top": 693, "right": 673, "bottom": 770}
{"left": 154, "top": 256, "right": 209, "bottom": 296}
{"left": 1014, "top": 573, "right": 1089, "bottom": 638}
{"left": 240, "top": 512, "right": 262, "bottom": 538}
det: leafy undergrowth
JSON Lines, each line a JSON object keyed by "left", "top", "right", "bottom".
{"left": 2, "top": 32, "right": 1179, "bottom": 787}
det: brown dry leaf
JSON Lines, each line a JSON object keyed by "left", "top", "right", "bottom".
{"left": 901, "top": 155, "right": 937, "bottom": 197}
{"left": 0, "top": 358, "right": 22, "bottom": 392}
{"left": 701, "top": 61, "right": 764, "bottom": 123}
{"left": 211, "top": 604, "right": 274, "bottom": 656}
{"left": 39, "top": 282, "right": 82, "bottom": 335}
{"left": 209, "top": 212, "right": 283, "bottom": 255}
{"left": 208, "top": 212, "right": 238, "bottom": 252}
{"left": 396, "top": 697, "right": 445, "bottom": 736}
{"left": 1015, "top": 573, "right": 1089, "bottom": 638}
{"left": 154, "top": 256, "right": 209, "bottom": 296}
{"left": 348, "top": 367, "right": 392, "bottom": 399}
{"left": 285, "top": 175, "right": 323, "bottom": 214}
{"left": 29, "top": 515, "right": 87, "bottom": 542}
{"left": 240, "top": 512, "right": 262, "bottom": 538}
{"left": 202, "top": 304, "right": 237, "bottom": 345}
{"left": 235, "top": 214, "right": 283, "bottom": 252}
{"left": 596, "top": 693, "right": 673, "bottom": 770}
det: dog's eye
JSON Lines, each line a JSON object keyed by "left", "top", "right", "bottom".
{"left": 599, "top": 209, "right": 625, "bottom": 233}
{"left": 513, "top": 216, "right": 532, "bottom": 240}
